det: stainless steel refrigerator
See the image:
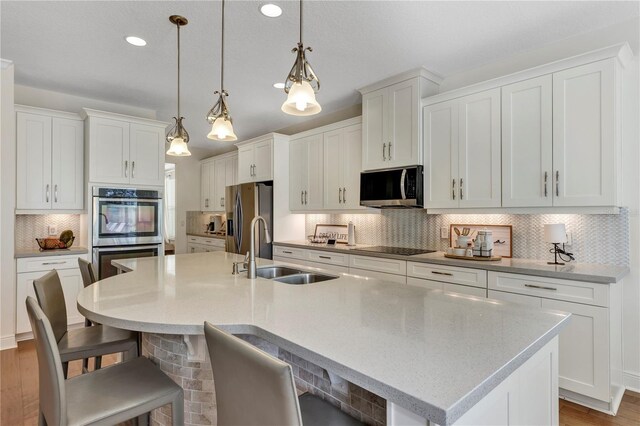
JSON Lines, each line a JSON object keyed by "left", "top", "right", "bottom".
{"left": 225, "top": 182, "right": 273, "bottom": 259}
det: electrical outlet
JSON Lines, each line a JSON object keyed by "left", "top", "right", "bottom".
{"left": 566, "top": 232, "right": 573, "bottom": 246}
{"left": 48, "top": 225, "right": 58, "bottom": 236}
{"left": 440, "top": 227, "right": 449, "bottom": 239}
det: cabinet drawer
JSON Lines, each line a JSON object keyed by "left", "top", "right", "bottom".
{"left": 488, "top": 290, "right": 542, "bottom": 308}
{"left": 408, "top": 278, "right": 486, "bottom": 297}
{"left": 188, "top": 236, "right": 226, "bottom": 247}
{"left": 349, "top": 255, "right": 406, "bottom": 276}
{"left": 407, "top": 262, "right": 487, "bottom": 289}
{"left": 17, "top": 254, "right": 88, "bottom": 273}
{"left": 488, "top": 272, "right": 609, "bottom": 307}
{"left": 350, "top": 268, "right": 406, "bottom": 284}
{"left": 306, "top": 250, "right": 349, "bottom": 267}
{"left": 407, "top": 277, "right": 443, "bottom": 291}
{"left": 273, "top": 255, "right": 306, "bottom": 267}
{"left": 305, "top": 261, "right": 349, "bottom": 274}
{"left": 273, "top": 246, "right": 307, "bottom": 260}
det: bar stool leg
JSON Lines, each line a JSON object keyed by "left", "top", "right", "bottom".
{"left": 62, "top": 362, "right": 69, "bottom": 379}
{"left": 136, "top": 413, "right": 149, "bottom": 426}
{"left": 172, "top": 394, "right": 184, "bottom": 426}
{"left": 38, "top": 411, "right": 47, "bottom": 426}
{"left": 95, "top": 356, "right": 102, "bottom": 369}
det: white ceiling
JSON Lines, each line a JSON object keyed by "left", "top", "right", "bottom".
{"left": 2, "top": 1, "right": 638, "bottom": 155}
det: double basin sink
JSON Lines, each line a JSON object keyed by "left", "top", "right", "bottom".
{"left": 256, "top": 266, "right": 338, "bottom": 285}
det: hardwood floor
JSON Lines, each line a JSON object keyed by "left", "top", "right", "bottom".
{"left": 2, "top": 340, "right": 639, "bottom": 425}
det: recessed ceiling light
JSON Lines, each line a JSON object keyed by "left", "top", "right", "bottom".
{"left": 273, "top": 82, "right": 285, "bottom": 89}
{"left": 125, "top": 36, "right": 147, "bottom": 47}
{"left": 260, "top": 4, "right": 282, "bottom": 18}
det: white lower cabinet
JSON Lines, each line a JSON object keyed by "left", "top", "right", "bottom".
{"left": 16, "top": 254, "right": 88, "bottom": 335}
{"left": 488, "top": 271, "right": 622, "bottom": 412}
{"left": 407, "top": 277, "right": 486, "bottom": 297}
{"left": 187, "top": 236, "right": 226, "bottom": 253}
{"left": 351, "top": 268, "right": 406, "bottom": 284}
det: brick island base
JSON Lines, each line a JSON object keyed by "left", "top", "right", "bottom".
{"left": 141, "top": 333, "right": 386, "bottom": 426}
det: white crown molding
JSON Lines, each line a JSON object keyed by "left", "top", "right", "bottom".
{"left": 289, "top": 116, "right": 362, "bottom": 141}
{"left": 234, "top": 132, "right": 288, "bottom": 147}
{"left": 82, "top": 108, "right": 169, "bottom": 128}
{"left": 0, "top": 59, "right": 13, "bottom": 69}
{"left": 200, "top": 149, "right": 238, "bottom": 164}
{"left": 423, "top": 43, "right": 634, "bottom": 106}
{"left": 358, "top": 67, "right": 443, "bottom": 94}
{"left": 14, "top": 104, "right": 82, "bottom": 120}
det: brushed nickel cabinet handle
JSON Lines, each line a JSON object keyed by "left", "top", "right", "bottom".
{"left": 452, "top": 179, "right": 456, "bottom": 200}
{"left": 382, "top": 143, "right": 387, "bottom": 161}
{"left": 339, "top": 188, "right": 342, "bottom": 203}
{"left": 544, "top": 172, "right": 548, "bottom": 197}
{"left": 301, "top": 190, "right": 304, "bottom": 205}
{"left": 460, "top": 178, "right": 464, "bottom": 200}
{"left": 431, "top": 271, "right": 453, "bottom": 276}
{"left": 319, "top": 255, "right": 332, "bottom": 260}
{"left": 343, "top": 187, "right": 346, "bottom": 203}
{"left": 205, "top": 198, "right": 209, "bottom": 208}
{"left": 42, "top": 261, "right": 66, "bottom": 265}
{"left": 304, "top": 190, "right": 308, "bottom": 205}
{"left": 124, "top": 160, "right": 128, "bottom": 177}
{"left": 556, "top": 171, "right": 560, "bottom": 197}
{"left": 283, "top": 250, "right": 293, "bottom": 254}
{"left": 132, "top": 161, "right": 135, "bottom": 178}
{"left": 54, "top": 184, "right": 58, "bottom": 203}
{"left": 525, "top": 284, "right": 557, "bottom": 291}
{"left": 46, "top": 184, "right": 50, "bottom": 203}
{"left": 388, "top": 142, "right": 392, "bottom": 160}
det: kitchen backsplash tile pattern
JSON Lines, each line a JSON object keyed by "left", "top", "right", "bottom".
{"left": 306, "top": 208, "right": 630, "bottom": 266}
{"left": 15, "top": 214, "right": 82, "bottom": 251}
{"left": 186, "top": 211, "right": 225, "bottom": 235}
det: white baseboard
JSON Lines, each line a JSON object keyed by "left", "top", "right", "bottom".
{"left": 0, "top": 335, "right": 17, "bottom": 350}
{"left": 624, "top": 371, "right": 640, "bottom": 393}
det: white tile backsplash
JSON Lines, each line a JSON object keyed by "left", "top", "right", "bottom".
{"left": 305, "top": 209, "right": 629, "bottom": 266}
{"left": 15, "top": 214, "right": 82, "bottom": 251}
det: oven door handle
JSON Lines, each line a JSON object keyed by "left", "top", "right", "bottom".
{"left": 94, "top": 197, "right": 161, "bottom": 203}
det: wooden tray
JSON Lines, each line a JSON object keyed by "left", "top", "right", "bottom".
{"left": 444, "top": 254, "right": 502, "bottom": 261}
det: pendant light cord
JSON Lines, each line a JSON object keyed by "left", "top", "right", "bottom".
{"left": 299, "top": 0, "right": 302, "bottom": 44}
{"left": 177, "top": 21, "right": 181, "bottom": 119}
{"left": 221, "top": 0, "right": 225, "bottom": 90}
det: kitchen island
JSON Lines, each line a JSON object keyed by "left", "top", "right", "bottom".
{"left": 78, "top": 252, "right": 570, "bottom": 426}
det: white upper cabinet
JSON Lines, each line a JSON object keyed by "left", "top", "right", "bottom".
{"left": 290, "top": 134, "right": 323, "bottom": 211}
{"left": 360, "top": 70, "right": 441, "bottom": 171}
{"left": 236, "top": 135, "right": 275, "bottom": 184}
{"left": 323, "top": 124, "right": 363, "bottom": 210}
{"left": 553, "top": 59, "right": 616, "bottom": 207}
{"left": 84, "top": 109, "right": 167, "bottom": 187}
{"left": 16, "top": 107, "right": 83, "bottom": 211}
{"left": 502, "top": 75, "right": 553, "bottom": 207}
{"left": 423, "top": 88, "right": 501, "bottom": 209}
{"left": 200, "top": 153, "right": 237, "bottom": 212}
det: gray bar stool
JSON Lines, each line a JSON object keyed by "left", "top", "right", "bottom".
{"left": 26, "top": 296, "right": 184, "bottom": 426}
{"left": 77, "top": 258, "right": 101, "bottom": 371}
{"left": 203, "top": 322, "right": 363, "bottom": 426}
{"left": 33, "top": 270, "right": 138, "bottom": 378}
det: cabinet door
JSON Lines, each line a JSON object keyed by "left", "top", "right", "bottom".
{"left": 237, "top": 145, "right": 254, "bottom": 184}
{"left": 305, "top": 134, "right": 324, "bottom": 210}
{"left": 542, "top": 298, "right": 609, "bottom": 401}
{"left": 213, "top": 158, "right": 227, "bottom": 211}
{"left": 341, "top": 125, "right": 363, "bottom": 209}
{"left": 423, "top": 100, "right": 459, "bottom": 208}
{"left": 16, "top": 112, "right": 52, "bottom": 209}
{"left": 226, "top": 154, "right": 237, "bottom": 186}
{"left": 361, "top": 88, "right": 387, "bottom": 171}
{"left": 200, "top": 162, "right": 211, "bottom": 211}
{"left": 51, "top": 118, "right": 84, "bottom": 210}
{"left": 323, "top": 129, "right": 343, "bottom": 209}
{"left": 253, "top": 138, "right": 273, "bottom": 182}
{"left": 502, "top": 76, "right": 553, "bottom": 207}
{"left": 289, "top": 139, "right": 308, "bottom": 211}
{"left": 89, "top": 117, "right": 130, "bottom": 184}
{"left": 129, "top": 123, "right": 165, "bottom": 186}
{"left": 387, "top": 79, "right": 420, "bottom": 167}
{"left": 553, "top": 59, "right": 616, "bottom": 206}
{"left": 16, "top": 272, "right": 39, "bottom": 334}
{"left": 458, "top": 88, "right": 501, "bottom": 208}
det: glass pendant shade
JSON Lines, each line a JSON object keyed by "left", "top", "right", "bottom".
{"left": 208, "top": 116, "right": 237, "bottom": 141}
{"left": 281, "top": 80, "right": 321, "bottom": 116}
{"left": 166, "top": 116, "right": 191, "bottom": 156}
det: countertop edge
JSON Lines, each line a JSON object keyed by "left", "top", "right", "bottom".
{"left": 273, "top": 242, "right": 628, "bottom": 284}
{"left": 186, "top": 232, "right": 226, "bottom": 240}
{"left": 15, "top": 247, "right": 89, "bottom": 259}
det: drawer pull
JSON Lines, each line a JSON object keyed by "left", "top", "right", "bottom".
{"left": 525, "top": 284, "right": 557, "bottom": 291}
{"left": 42, "top": 261, "right": 66, "bottom": 265}
{"left": 431, "top": 271, "right": 453, "bottom": 277}
{"left": 282, "top": 250, "right": 293, "bottom": 254}
{"left": 319, "top": 255, "right": 331, "bottom": 260}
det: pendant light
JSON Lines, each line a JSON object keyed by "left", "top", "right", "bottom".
{"left": 206, "top": 0, "right": 237, "bottom": 141}
{"left": 166, "top": 15, "right": 191, "bottom": 156}
{"left": 281, "top": 0, "right": 321, "bottom": 116}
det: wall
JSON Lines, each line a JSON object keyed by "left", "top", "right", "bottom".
{"left": 0, "top": 60, "right": 16, "bottom": 349}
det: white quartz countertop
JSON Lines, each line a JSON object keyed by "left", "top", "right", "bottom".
{"left": 275, "top": 241, "right": 629, "bottom": 284}
{"left": 78, "top": 252, "right": 569, "bottom": 425}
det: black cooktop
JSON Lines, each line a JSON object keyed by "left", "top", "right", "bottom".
{"left": 356, "top": 246, "right": 437, "bottom": 256}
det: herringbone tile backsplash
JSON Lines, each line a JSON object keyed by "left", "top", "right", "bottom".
{"left": 306, "top": 209, "right": 630, "bottom": 266}
{"left": 15, "top": 214, "right": 82, "bottom": 250}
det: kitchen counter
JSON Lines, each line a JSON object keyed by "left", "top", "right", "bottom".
{"left": 274, "top": 241, "right": 629, "bottom": 284}
{"left": 15, "top": 246, "right": 88, "bottom": 258}
{"left": 78, "top": 252, "right": 569, "bottom": 425}
{"left": 186, "top": 232, "right": 226, "bottom": 239}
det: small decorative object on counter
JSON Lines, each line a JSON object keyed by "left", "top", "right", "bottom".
{"left": 544, "top": 223, "right": 575, "bottom": 265}
{"left": 347, "top": 221, "right": 356, "bottom": 246}
{"left": 473, "top": 230, "right": 494, "bottom": 257}
{"left": 313, "top": 224, "right": 348, "bottom": 244}
{"left": 36, "top": 229, "right": 75, "bottom": 250}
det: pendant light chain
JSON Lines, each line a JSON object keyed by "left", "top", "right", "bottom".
{"left": 299, "top": 0, "right": 302, "bottom": 44}
{"left": 177, "top": 22, "right": 181, "bottom": 119}
{"left": 221, "top": 0, "right": 225, "bottom": 90}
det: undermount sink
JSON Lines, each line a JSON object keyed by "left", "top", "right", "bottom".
{"left": 256, "top": 266, "right": 305, "bottom": 279}
{"left": 274, "top": 273, "right": 338, "bottom": 285}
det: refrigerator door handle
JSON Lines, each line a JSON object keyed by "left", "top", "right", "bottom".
{"left": 234, "top": 189, "right": 242, "bottom": 253}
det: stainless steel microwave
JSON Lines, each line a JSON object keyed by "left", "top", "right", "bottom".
{"left": 359, "top": 166, "right": 424, "bottom": 208}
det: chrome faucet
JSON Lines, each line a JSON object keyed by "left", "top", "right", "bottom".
{"left": 247, "top": 216, "right": 272, "bottom": 279}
